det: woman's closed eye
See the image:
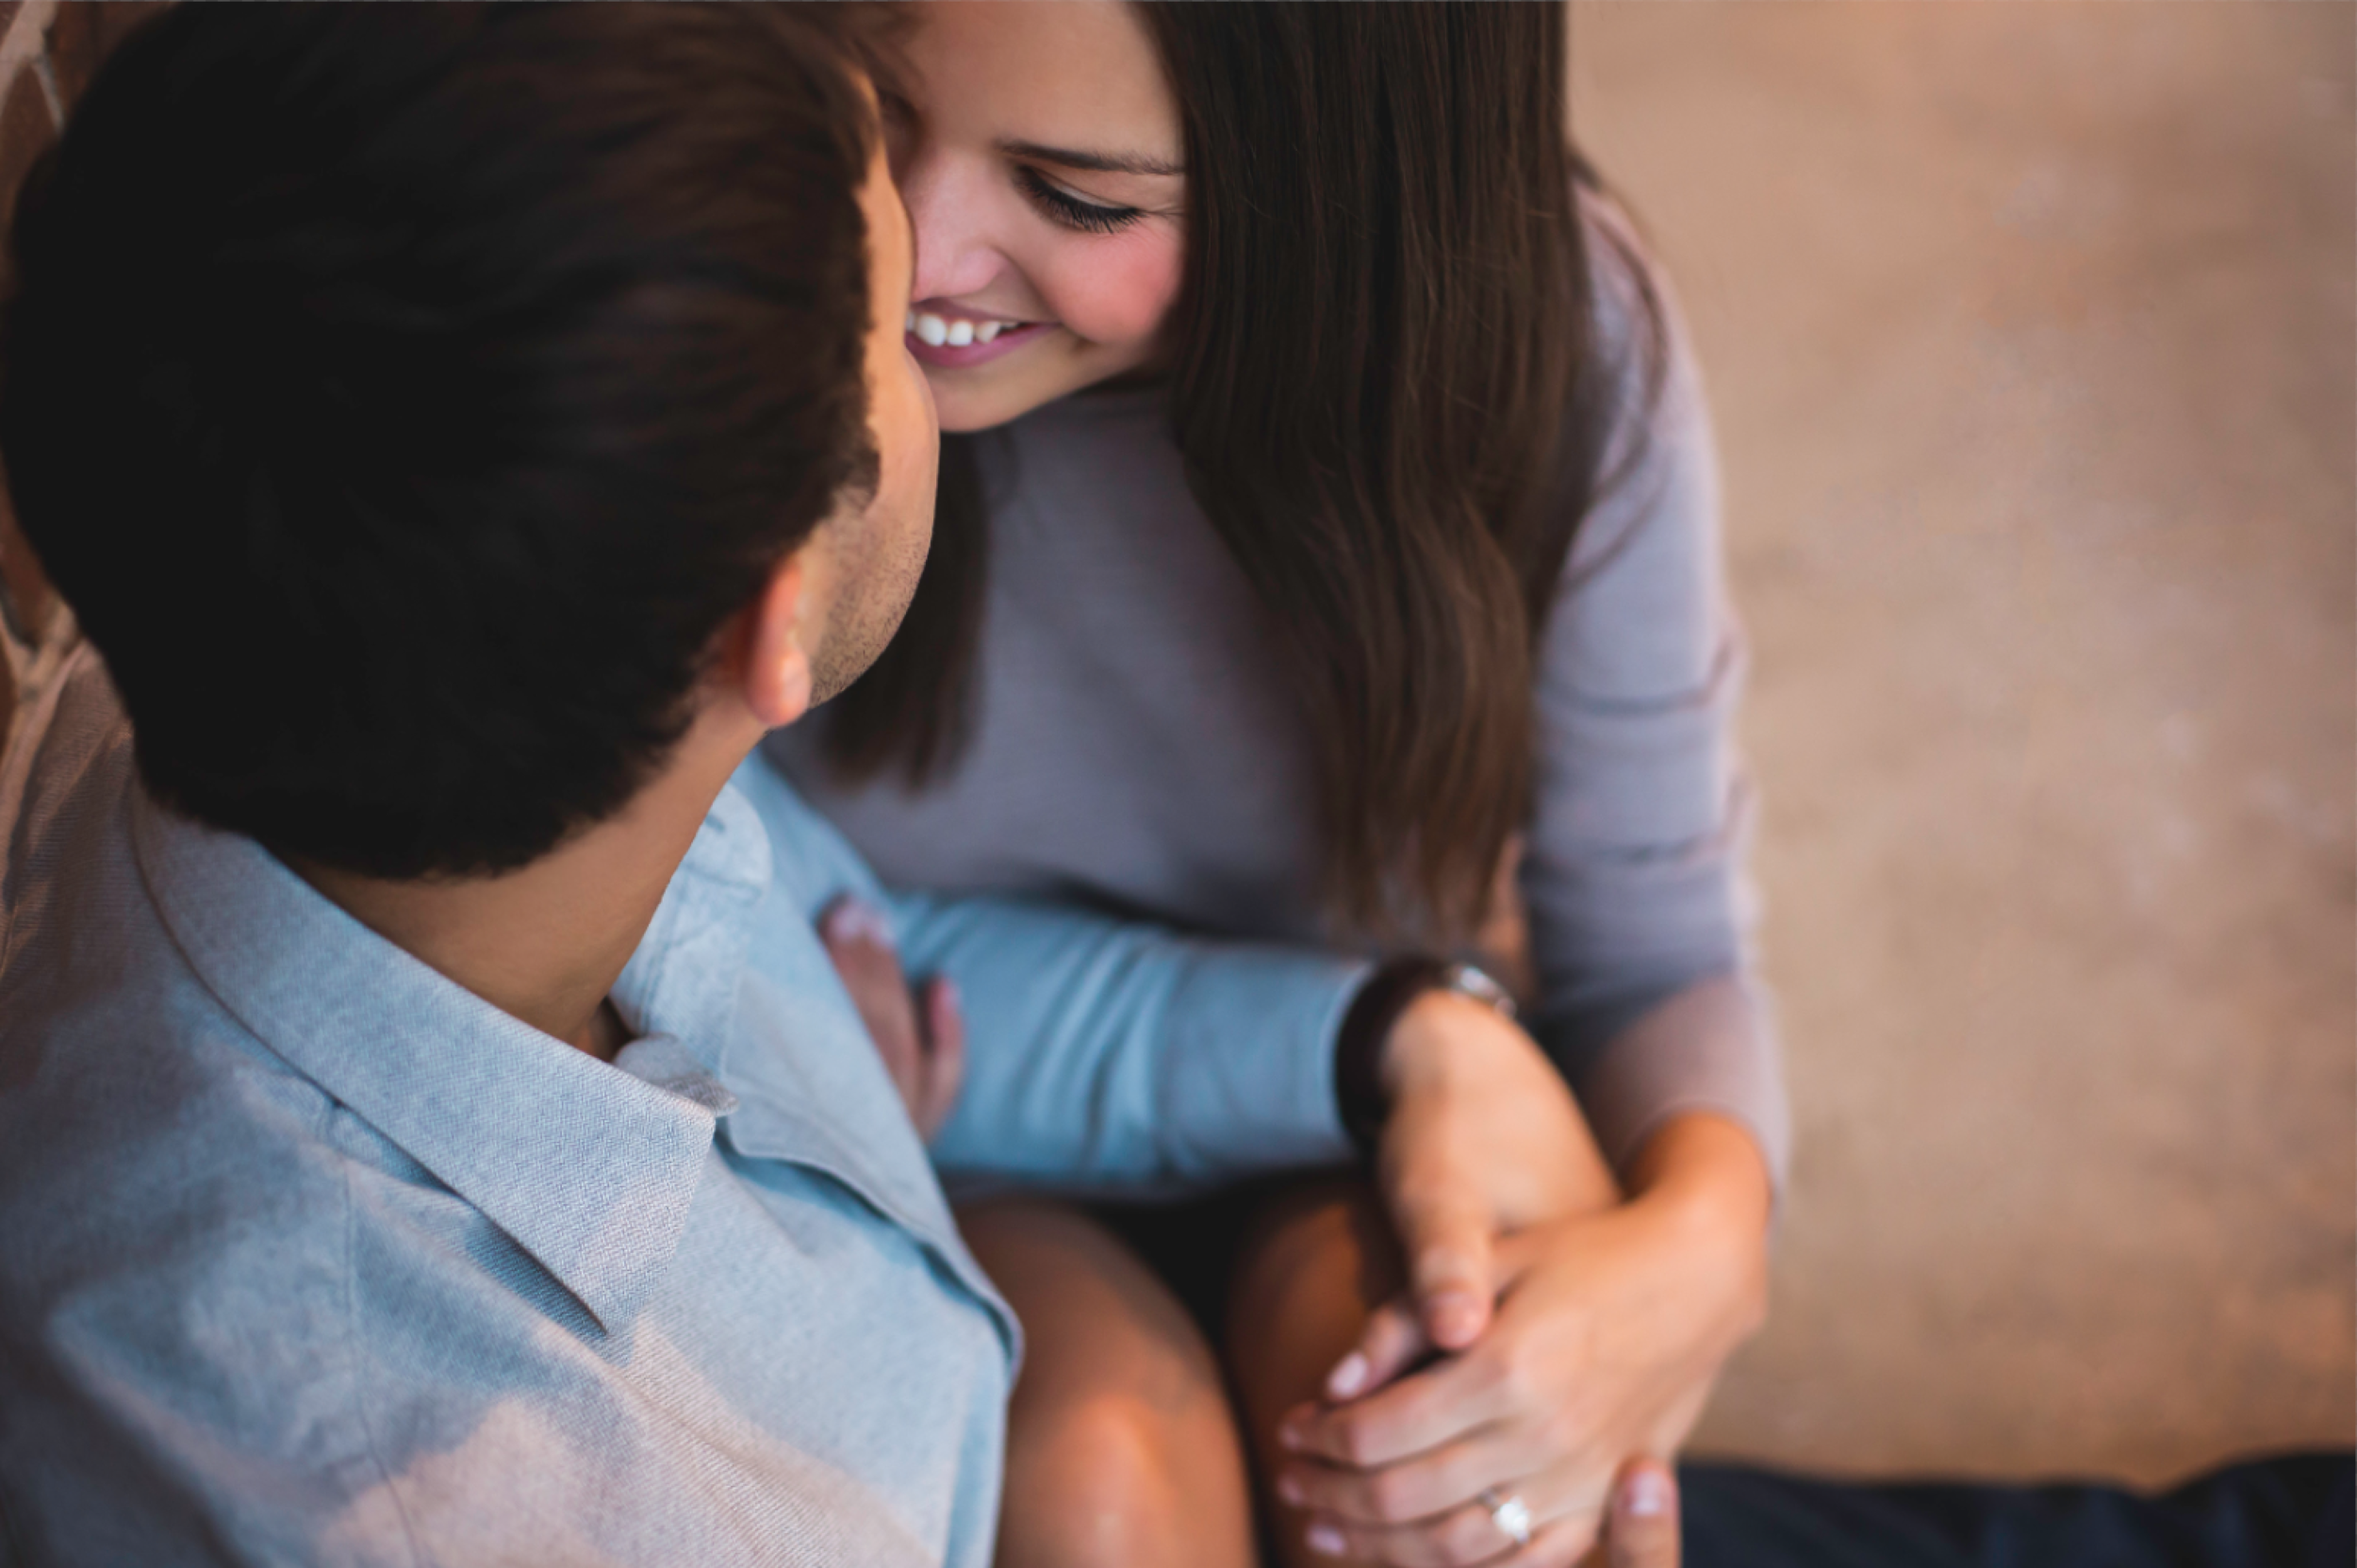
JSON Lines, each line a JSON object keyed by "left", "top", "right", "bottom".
{"left": 1014, "top": 164, "right": 1144, "bottom": 235}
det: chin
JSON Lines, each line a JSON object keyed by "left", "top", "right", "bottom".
{"left": 926, "top": 342, "right": 1144, "bottom": 435}
{"left": 931, "top": 401, "right": 1006, "bottom": 437}
{"left": 931, "top": 382, "right": 1044, "bottom": 436}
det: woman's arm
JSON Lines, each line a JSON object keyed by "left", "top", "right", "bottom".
{"left": 1519, "top": 190, "right": 1788, "bottom": 1190}
{"left": 1259, "top": 198, "right": 1786, "bottom": 1565}
{"left": 734, "top": 747, "right": 1373, "bottom": 1190}
{"left": 895, "top": 884, "right": 1369, "bottom": 1189}
{"left": 738, "top": 745, "right": 1636, "bottom": 1304}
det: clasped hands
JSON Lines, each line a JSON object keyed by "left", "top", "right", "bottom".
{"left": 820, "top": 899, "right": 1770, "bottom": 1568}
{"left": 1272, "top": 988, "right": 1770, "bottom": 1566}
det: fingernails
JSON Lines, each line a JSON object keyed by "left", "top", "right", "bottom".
{"left": 1325, "top": 1351, "right": 1369, "bottom": 1400}
{"left": 1278, "top": 1415, "right": 1309, "bottom": 1452}
{"left": 1305, "top": 1523, "right": 1346, "bottom": 1557}
{"left": 826, "top": 900, "right": 890, "bottom": 945}
{"left": 936, "top": 977, "right": 960, "bottom": 1012}
{"left": 1430, "top": 1293, "right": 1481, "bottom": 1346}
{"left": 1624, "top": 1468, "right": 1673, "bottom": 1519}
{"left": 1275, "top": 1472, "right": 1305, "bottom": 1507}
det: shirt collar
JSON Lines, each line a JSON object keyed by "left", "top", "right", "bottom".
{"left": 132, "top": 784, "right": 777, "bottom": 1334}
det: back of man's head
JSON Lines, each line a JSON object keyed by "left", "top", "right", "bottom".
{"left": 0, "top": 4, "right": 879, "bottom": 878}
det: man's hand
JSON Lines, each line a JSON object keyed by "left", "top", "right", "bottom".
{"left": 819, "top": 897, "right": 964, "bottom": 1140}
{"left": 1277, "top": 1107, "right": 1766, "bottom": 1567}
{"left": 1266, "top": 982, "right": 1761, "bottom": 1567}
{"left": 1355, "top": 989, "right": 1620, "bottom": 1363}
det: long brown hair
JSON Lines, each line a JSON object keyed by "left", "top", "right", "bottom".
{"left": 828, "top": 1, "right": 1641, "bottom": 939}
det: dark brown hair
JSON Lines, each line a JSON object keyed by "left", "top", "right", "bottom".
{"left": 1, "top": 3, "right": 879, "bottom": 878}
{"left": 829, "top": 1, "right": 1640, "bottom": 938}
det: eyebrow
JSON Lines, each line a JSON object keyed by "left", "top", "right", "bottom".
{"left": 996, "top": 138, "right": 1183, "bottom": 178}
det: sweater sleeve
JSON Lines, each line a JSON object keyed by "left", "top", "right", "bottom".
{"left": 1520, "top": 193, "right": 1791, "bottom": 1187}
{"left": 892, "top": 889, "right": 1367, "bottom": 1194}
{"left": 730, "top": 752, "right": 1367, "bottom": 1195}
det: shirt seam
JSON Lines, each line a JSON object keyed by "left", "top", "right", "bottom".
{"left": 340, "top": 1119, "right": 427, "bottom": 1568}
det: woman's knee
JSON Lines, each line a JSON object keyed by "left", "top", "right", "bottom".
{"left": 1225, "top": 1180, "right": 1408, "bottom": 1568}
{"left": 1225, "top": 1178, "right": 1402, "bottom": 1415}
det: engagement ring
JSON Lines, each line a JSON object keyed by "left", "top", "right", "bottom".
{"left": 1479, "top": 1488, "right": 1533, "bottom": 1547}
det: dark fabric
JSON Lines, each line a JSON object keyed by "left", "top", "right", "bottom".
{"left": 1333, "top": 956, "right": 1453, "bottom": 1156}
{"left": 1683, "top": 1452, "right": 2354, "bottom": 1568}
{"left": 1090, "top": 1177, "right": 1305, "bottom": 1349}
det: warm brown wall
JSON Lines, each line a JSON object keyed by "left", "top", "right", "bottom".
{"left": 1571, "top": 0, "right": 2355, "bottom": 1484}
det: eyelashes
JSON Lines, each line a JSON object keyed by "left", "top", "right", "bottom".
{"left": 1014, "top": 165, "right": 1144, "bottom": 235}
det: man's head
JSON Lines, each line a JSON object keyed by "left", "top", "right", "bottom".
{"left": 0, "top": 3, "right": 934, "bottom": 880}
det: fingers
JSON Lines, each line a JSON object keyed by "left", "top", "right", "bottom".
{"left": 1326, "top": 1295, "right": 1428, "bottom": 1401}
{"left": 1501, "top": 1512, "right": 1604, "bottom": 1568}
{"left": 1313, "top": 1461, "right": 1673, "bottom": 1568}
{"left": 821, "top": 898, "right": 920, "bottom": 1092}
{"left": 820, "top": 894, "right": 896, "bottom": 954}
{"left": 1279, "top": 1343, "right": 1515, "bottom": 1471}
{"left": 1276, "top": 1430, "right": 1525, "bottom": 1529}
{"left": 820, "top": 898, "right": 964, "bottom": 1138}
{"left": 916, "top": 977, "right": 965, "bottom": 1139}
{"left": 1602, "top": 1459, "right": 1678, "bottom": 1568}
{"left": 1294, "top": 1483, "right": 1606, "bottom": 1568}
{"left": 1385, "top": 1169, "right": 1496, "bottom": 1350}
{"left": 1276, "top": 1407, "right": 1616, "bottom": 1529}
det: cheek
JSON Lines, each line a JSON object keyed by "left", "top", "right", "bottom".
{"left": 1033, "top": 228, "right": 1184, "bottom": 351}
{"left": 893, "top": 368, "right": 941, "bottom": 524}
{"left": 872, "top": 356, "right": 940, "bottom": 536}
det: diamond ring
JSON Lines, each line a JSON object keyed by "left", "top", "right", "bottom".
{"left": 1479, "top": 1487, "right": 1534, "bottom": 1546}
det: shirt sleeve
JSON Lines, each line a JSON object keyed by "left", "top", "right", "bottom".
{"left": 732, "top": 753, "right": 1368, "bottom": 1195}
{"left": 1521, "top": 193, "right": 1791, "bottom": 1187}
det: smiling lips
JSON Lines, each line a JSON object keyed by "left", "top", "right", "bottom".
{"left": 904, "top": 306, "right": 1052, "bottom": 369}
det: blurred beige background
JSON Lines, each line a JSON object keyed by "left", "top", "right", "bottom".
{"left": 1567, "top": 1, "right": 2353, "bottom": 1484}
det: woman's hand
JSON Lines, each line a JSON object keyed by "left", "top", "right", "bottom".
{"left": 819, "top": 897, "right": 965, "bottom": 1140}
{"left": 1274, "top": 1114, "right": 1770, "bottom": 1565}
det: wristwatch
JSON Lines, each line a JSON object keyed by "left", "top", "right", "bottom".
{"left": 1333, "top": 957, "right": 1517, "bottom": 1156}
{"left": 1439, "top": 961, "right": 1517, "bottom": 1019}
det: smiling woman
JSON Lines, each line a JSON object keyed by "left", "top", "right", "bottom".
{"left": 887, "top": 2, "right": 1187, "bottom": 429}
{"left": 773, "top": 4, "right": 1778, "bottom": 1567}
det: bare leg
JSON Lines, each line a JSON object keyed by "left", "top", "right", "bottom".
{"left": 958, "top": 1197, "right": 1260, "bottom": 1568}
{"left": 1225, "top": 1178, "right": 1404, "bottom": 1568}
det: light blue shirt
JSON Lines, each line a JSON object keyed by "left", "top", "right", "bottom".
{"left": 0, "top": 646, "right": 1366, "bottom": 1566}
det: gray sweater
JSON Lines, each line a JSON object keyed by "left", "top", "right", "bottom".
{"left": 772, "top": 197, "right": 1789, "bottom": 1182}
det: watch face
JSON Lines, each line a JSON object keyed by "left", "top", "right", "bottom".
{"left": 1444, "top": 963, "right": 1517, "bottom": 1018}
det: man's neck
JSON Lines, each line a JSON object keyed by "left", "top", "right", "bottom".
{"left": 291, "top": 712, "right": 759, "bottom": 1062}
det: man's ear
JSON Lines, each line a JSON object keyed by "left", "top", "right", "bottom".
{"left": 741, "top": 553, "right": 817, "bottom": 731}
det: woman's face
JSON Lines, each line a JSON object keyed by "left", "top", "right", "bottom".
{"left": 896, "top": 1, "right": 1187, "bottom": 434}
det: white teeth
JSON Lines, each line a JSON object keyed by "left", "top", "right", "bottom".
{"left": 913, "top": 311, "right": 1024, "bottom": 349}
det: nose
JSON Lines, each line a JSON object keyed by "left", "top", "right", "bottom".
{"left": 898, "top": 147, "right": 1011, "bottom": 305}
